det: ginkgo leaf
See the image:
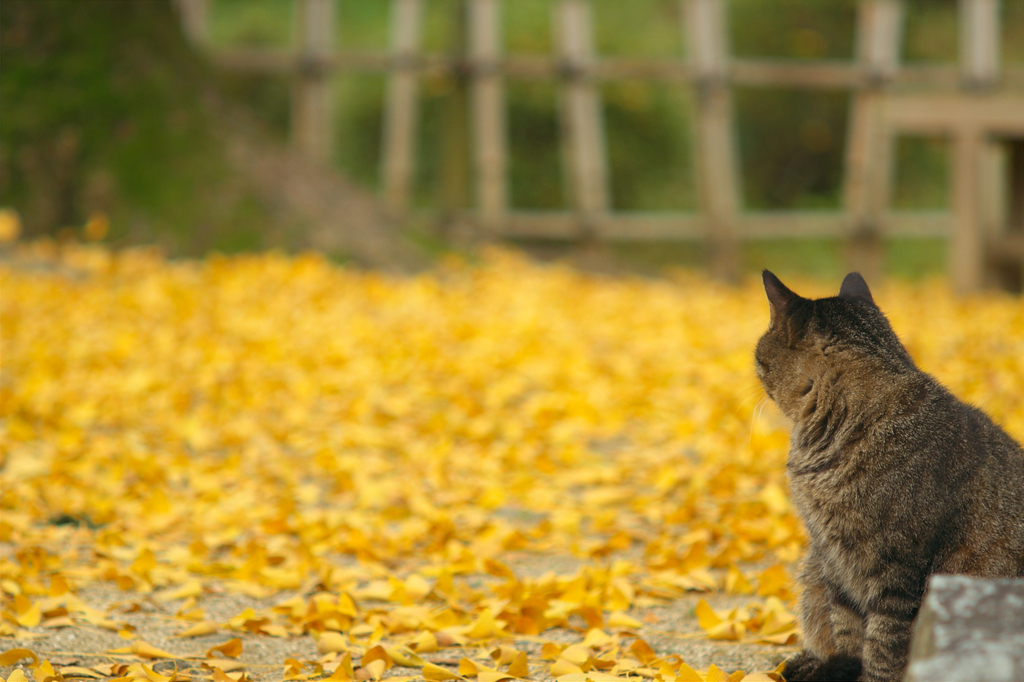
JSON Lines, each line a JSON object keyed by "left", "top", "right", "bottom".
{"left": 756, "top": 565, "right": 792, "bottom": 599}
{"left": 206, "top": 638, "right": 243, "bottom": 658}
{"left": 705, "top": 664, "right": 731, "bottom": 682}
{"left": 384, "top": 646, "right": 424, "bottom": 668}
{"left": 695, "top": 599, "right": 722, "bottom": 631}
{"left": 629, "top": 639, "right": 657, "bottom": 666}
{"left": 506, "top": 651, "right": 529, "bottom": 678}
{"left": 581, "top": 628, "right": 611, "bottom": 648}
{"left": 409, "top": 631, "right": 438, "bottom": 653}
{"left": 176, "top": 621, "right": 219, "bottom": 638}
{"left": 607, "top": 611, "right": 642, "bottom": 629}
{"left": 318, "top": 632, "right": 348, "bottom": 655}
{"left": 549, "top": 658, "right": 583, "bottom": 677}
{"left": 422, "top": 662, "right": 464, "bottom": 681}
{"left": 361, "top": 646, "right": 393, "bottom": 671}
{"left": 724, "top": 567, "right": 754, "bottom": 595}
{"left": 108, "top": 640, "right": 178, "bottom": 659}
{"left": 676, "top": 661, "right": 704, "bottom": 682}
{"left": 155, "top": 580, "right": 203, "bottom": 602}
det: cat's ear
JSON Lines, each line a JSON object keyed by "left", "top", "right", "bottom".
{"left": 763, "top": 270, "right": 799, "bottom": 326}
{"left": 838, "top": 272, "right": 876, "bottom": 306}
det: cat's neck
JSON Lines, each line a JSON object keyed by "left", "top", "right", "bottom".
{"left": 790, "top": 360, "right": 926, "bottom": 456}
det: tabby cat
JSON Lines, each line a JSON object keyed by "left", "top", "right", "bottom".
{"left": 754, "top": 271, "right": 1024, "bottom": 682}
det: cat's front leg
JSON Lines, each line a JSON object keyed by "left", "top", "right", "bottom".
{"left": 783, "top": 558, "right": 863, "bottom": 681}
{"left": 784, "top": 593, "right": 863, "bottom": 681}
{"left": 858, "top": 596, "right": 917, "bottom": 682}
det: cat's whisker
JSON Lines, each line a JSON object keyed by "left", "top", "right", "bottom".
{"left": 749, "top": 395, "right": 768, "bottom": 445}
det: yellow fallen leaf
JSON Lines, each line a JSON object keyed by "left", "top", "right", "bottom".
{"left": 629, "top": 639, "right": 657, "bottom": 666}
{"left": 478, "top": 674, "right": 515, "bottom": 682}
{"left": 206, "top": 638, "right": 243, "bottom": 658}
{"left": 156, "top": 580, "right": 203, "bottom": 602}
{"left": 539, "top": 643, "right": 563, "bottom": 661}
{"left": 695, "top": 599, "right": 722, "bottom": 631}
{"left": 318, "top": 632, "right": 348, "bottom": 655}
{"left": 607, "top": 611, "right": 642, "bottom": 629}
{"left": 205, "top": 659, "right": 247, "bottom": 672}
{"left": 490, "top": 646, "right": 520, "bottom": 666}
{"left": 757, "top": 631, "right": 798, "bottom": 646}
{"left": 384, "top": 646, "right": 424, "bottom": 668}
{"left": 706, "top": 620, "right": 745, "bottom": 641}
{"left": 32, "top": 660, "right": 57, "bottom": 682}
{"left": 706, "top": 664, "right": 730, "bottom": 682}
{"left": 6, "top": 670, "right": 29, "bottom": 682}
{"left": 507, "top": 651, "right": 529, "bottom": 678}
{"left": 467, "top": 609, "right": 505, "bottom": 640}
{"left": 422, "top": 662, "right": 464, "bottom": 681}
{"left": 581, "top": 628, "right": 612, "bottom": 648}
{"left": 725, "top": 567, "right": 754, "bottom": 595}
{"left": 549, "top": 658, "right": 583, "bottom": 677}
{"left": 41, "top": 616, "right": 75, "bottom": 628}
{"left": 131, "top": 549, "right": 157, "bottom": 579}
{"left": 176, "top": 621, "right": 219, "bottom": 638}
{"left": 0, "top": 648, "right": 38, "bottom": 666}
{"left": 12, "top": 596, "right": 41, "bottom": 628}
{"left": 676, "top": 661, "right": 704, "bottom": 682}
{"left": 558, "top": 645, "right": 591, "bottom": 667}
{"left": 361, "top": 645, "right": 393, "bottom": 671}
{"left": 108, "top": 640, "right": 178, "bottom": 659}
{"left": 459, "top": 658, "right": 482, "bottom": 677}
{"left": 325, "top": 653, "right": 354, "bottom": 681}
{"left": 756, "top": 565, "right": 792, "bottom": 599}
{"left": 409, "top": 631, "right": 438, "bottom": 653}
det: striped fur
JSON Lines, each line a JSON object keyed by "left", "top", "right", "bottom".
{"left": 755, "top": 271, "right": 1024, "bottom": 682}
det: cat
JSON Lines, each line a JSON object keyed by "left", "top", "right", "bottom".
{"left": 754, "top": 270, "right": 1024, "bottom": 682}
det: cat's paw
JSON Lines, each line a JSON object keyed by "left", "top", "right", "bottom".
{"left": 781, "top": 651, "right": 824, "bottom": 681}
{"left": 819, "top": 655, "right": 861, "bottom": 681}
{"left": 782, "top": 651, "right": 861, "bottom": 682}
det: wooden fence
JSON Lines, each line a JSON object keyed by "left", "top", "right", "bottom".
{"left": 175, "top": 0, "right": 1024, "bottom": 291}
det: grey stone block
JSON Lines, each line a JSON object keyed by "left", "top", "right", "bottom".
{"left": 905, "top": 574, "right": 1024, "bottom": 682}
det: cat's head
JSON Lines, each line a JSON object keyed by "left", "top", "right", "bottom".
{"left": 754, "top": 270, "right": 915, "bottom": 419}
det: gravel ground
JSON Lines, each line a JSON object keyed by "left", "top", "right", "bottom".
{"left": 1, "top": 552, "right": 796, "bottom": 681}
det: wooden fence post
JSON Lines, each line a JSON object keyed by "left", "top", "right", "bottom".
{"left": 556, "top": 0, "right": 610, "bottom": 228}
{"left": 682, "top": 0, "right": 740, "bottom": 282}
{"left": 960, "top": 0, "right": 1000, "bottom": 88}
{"left": 381, "top": 0, "right": 423, "bottom": 212}
{"left": 951, "top": 0, "right": 1001, "bottom": 291}
{"left": 292, "top": 0, "right": 335, "bottom": 163}
{"left": 844, "top": 0, "right": 903, "bottom": 280}
{"left": 175, "top": 0, "right": 210, "bottom": 45}
{"left": 469, "top": 0, "right": 508, "bottom": 233}
{"left": 951, "top": 129, "right": 984, "bottom": 292}
{"left": 437, "top": 4, "right": 470, "bottom": 222}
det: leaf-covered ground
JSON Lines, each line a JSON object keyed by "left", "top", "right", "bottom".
{"left": 2, "top": 243, "right": 1023, "bottom": 682}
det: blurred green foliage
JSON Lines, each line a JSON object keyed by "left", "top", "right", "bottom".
{"left": 0, "top": 0, "right": 295, "bottom": 253}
